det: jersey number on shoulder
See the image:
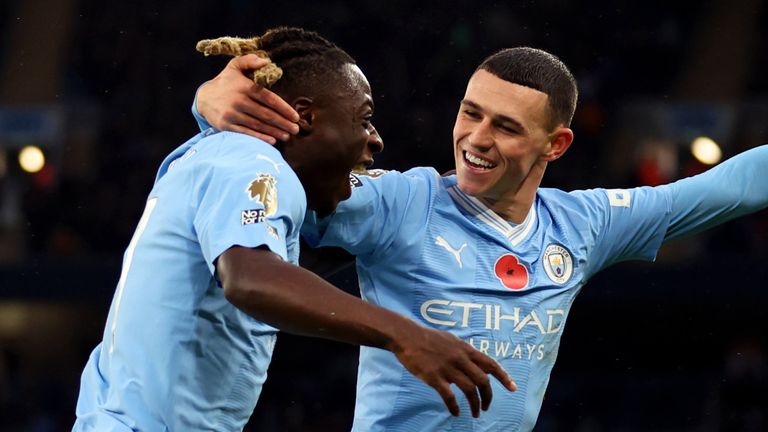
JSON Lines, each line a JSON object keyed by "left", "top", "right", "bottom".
{"left": 109, "top": 197, "right": 158, "bottom": 354}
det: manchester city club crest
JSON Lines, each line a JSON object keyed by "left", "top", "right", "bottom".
{"left": 542, "top": 244, "right": 573, "bottom": 284}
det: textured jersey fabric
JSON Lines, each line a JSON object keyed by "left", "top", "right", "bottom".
{"left": 302, "top": 145, "right": 768, "bottom": 431}
{"left": 74, "top": 130, "right": 305, "bottom": 431}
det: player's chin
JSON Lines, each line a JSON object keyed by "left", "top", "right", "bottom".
{"left": 317, "top": 194, "right": 346, "bottom": 218}
{"left": 456, "top": 175, "right": 489, "bottom": 197}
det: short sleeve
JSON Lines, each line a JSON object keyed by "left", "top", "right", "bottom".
{"left": 192, "top": 134, "right": 304, "bottom": 272}
{"left": 573, "top": 186, "right": 673, "bottom": 275}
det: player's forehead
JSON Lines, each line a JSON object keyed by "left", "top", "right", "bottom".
{"left": 339, "top": 63, "right": 373, "bottom": 110}
{"left": 463, "top": 69, "right": 549, "bottom": 127}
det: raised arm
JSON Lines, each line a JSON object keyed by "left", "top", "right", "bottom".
{"left": 195, "top": 54, "right": 300, "bottom": 143}
{"left": 217, "top": 246, "right": 516, "bottom": 417}
{"left": 664, "top": 145, "right": 768, "bottom": 241}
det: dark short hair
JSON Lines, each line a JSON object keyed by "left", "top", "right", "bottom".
{"left": 477, "top": 47, "right": 577, "bottom": 129}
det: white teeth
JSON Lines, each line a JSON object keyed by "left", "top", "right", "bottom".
{"left": 464, "top": 151, "right": 496, "bottom": 168}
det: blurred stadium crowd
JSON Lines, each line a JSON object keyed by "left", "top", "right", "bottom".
{"left": 0, "top": 0, "right": 766, "bottom": 430}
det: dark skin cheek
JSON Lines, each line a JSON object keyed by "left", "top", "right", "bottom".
{"left": 297, "top": 125, "right": 366, "bottom": 212}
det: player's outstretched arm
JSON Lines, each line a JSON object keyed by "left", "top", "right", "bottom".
{"left": 195, "top": 54, "right": 299, "bottom": 143}
{"left": 217, "top": 246, "right": 517, "bottom": 417}
{"left": 665, "top": 144, "right": 768, "bottom": 241}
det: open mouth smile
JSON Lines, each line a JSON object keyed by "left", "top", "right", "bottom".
{"left": 463, "top": 151, "right": 497, "bottom": 170}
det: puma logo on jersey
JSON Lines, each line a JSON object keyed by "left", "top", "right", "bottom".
{"left": 168, "top": 148, "right": 197, "bottom": 172}
{"left": 257, "top": 154, "right": 285, "bottom": 173}
{"left": 435, "top": 236, "right": 468, "bottom": 268}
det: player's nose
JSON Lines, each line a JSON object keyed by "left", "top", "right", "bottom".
{"left": 368, "top": 124, "right": 384, "bottom": 154}
{"left": 468, "top": 120, "right": 494, "bottom": 148}
{"left": 361, "top": 123, "right": 384, "bottom": 168}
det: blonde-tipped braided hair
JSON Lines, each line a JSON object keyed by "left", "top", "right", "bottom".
{"left": 196, "top": 27, "right": 356, "bottom": 107}
{"left": 196, "top": 35, "right": 283, "bottom": 87}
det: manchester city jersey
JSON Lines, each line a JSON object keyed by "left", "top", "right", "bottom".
{"left": 303, "top": 167, "right": 675, "bottom": 431}
{"left": 304, "top": 168, "right": 669, "bottom": 432}
{"left": 302, "top": 146, "right": 768, "bottom": 432}
{"left": 189, "top": 92, "right": 767, "bottom": 431}
{"left": 302, "top": 146, "right": 768, "bottom": 431}
{"left": 74, "top": 130, "right": 305, "bottom": 431}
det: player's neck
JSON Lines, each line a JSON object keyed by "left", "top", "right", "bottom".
{"left": 481, "top": 159, "right": 546, "bottom": 224}
{"left": 478, "top": 195, "right": 534, "bottom": 225}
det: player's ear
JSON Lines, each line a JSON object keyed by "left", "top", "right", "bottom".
{"left": 542, "top": 126, "right": 573, "bottom": 162}
{"left": 292, "top": 97, "right": 314, "bottom": 136}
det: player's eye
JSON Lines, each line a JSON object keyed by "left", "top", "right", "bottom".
{"left": 463, "top": 110, "right": 481, "bottom": 120}
{"left": 498, "top": 124, "right": 519, "bottom": 135}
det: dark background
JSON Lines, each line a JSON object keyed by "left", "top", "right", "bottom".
{"left": 1, "top": 0, "right": 767, "bottom": 431}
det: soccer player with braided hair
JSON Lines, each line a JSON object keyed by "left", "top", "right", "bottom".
{"left": 196, "top": 44, "right": 768, "bottom": 430}
{"left": 72, "top": 27, "right": 515, "bottom": 432}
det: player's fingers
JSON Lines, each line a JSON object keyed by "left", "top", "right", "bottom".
{"left": 453, "top": 356, "right": 492, "bottom": 412}
{"left": 227, "top": 54, "right": 271, "bottom": 73}
{"left": 224, "top": 55, "right": 299, "bottom": 131}
{"left": 224, "top": 110, "right": 291, "bottom": 142}
{"left": 474, "top": 371, "right": 493, "bottom": 412}
{"left": 251, "top": 86, "right": 300, "bottom": 125}
{"left": 433, "top": 380, "right": 460, "bottom": 417}
{"left": 240, "top": 93, "right": 298, "bottom": 137}
{"left": 224, "top": 124, "right": 277, "bottom": 144}
{"left": 471, "top": 350, "right": 517, "bottom": 392}
{"left": 448, "top": 367, "right": 481, "bottom": 418}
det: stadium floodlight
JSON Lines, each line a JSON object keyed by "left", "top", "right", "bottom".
{"left": 691, "top": 136, "right": 722, "bottom": 165}
{"left": 18, "top": 145, "right": 45, "bottom": 173}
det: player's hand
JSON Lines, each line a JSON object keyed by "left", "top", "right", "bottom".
{"left": 196, "top": 54, "right": 300, "bottom": 144}
{"left": 390, "top": 326, "right": 517, "bottom": 417}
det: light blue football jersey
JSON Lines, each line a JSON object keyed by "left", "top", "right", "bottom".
{"left": 302, "top": 145, "right": 768, "bottom": 432}
{"left": 74, "top": 130, "right": 305, "bottom": 431}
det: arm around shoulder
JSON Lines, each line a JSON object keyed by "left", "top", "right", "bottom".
{"left": 193, "top": 54, "right": 299, "bottom": 143}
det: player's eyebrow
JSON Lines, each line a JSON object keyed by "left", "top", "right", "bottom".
{"left": 460, "top": 99, "right": 526, "bottom": 132}
{"left": 358, "top": 95, "right": 374, "bottom": 114}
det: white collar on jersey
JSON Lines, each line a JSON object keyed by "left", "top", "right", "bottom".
{"left": 447, "top": 185, "right": 536, "bottom": 246}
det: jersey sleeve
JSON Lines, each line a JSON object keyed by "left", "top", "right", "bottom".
{"left": 301, "top": 169, "right": 432, "bottom": 258}
{"left": 191, "top": 85, "right": 214, "bottom": 132}
{"left": 572, "top": 185, "right": 673, "bottom": 276}
{"left": 192, "top": 134, "right": 303, "bottom": 274}
{"left": 664, "top": 144, "right": 768, "bottom": 241}
{"left": 577, "top": 144, "right": 768, "bottom": 276}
